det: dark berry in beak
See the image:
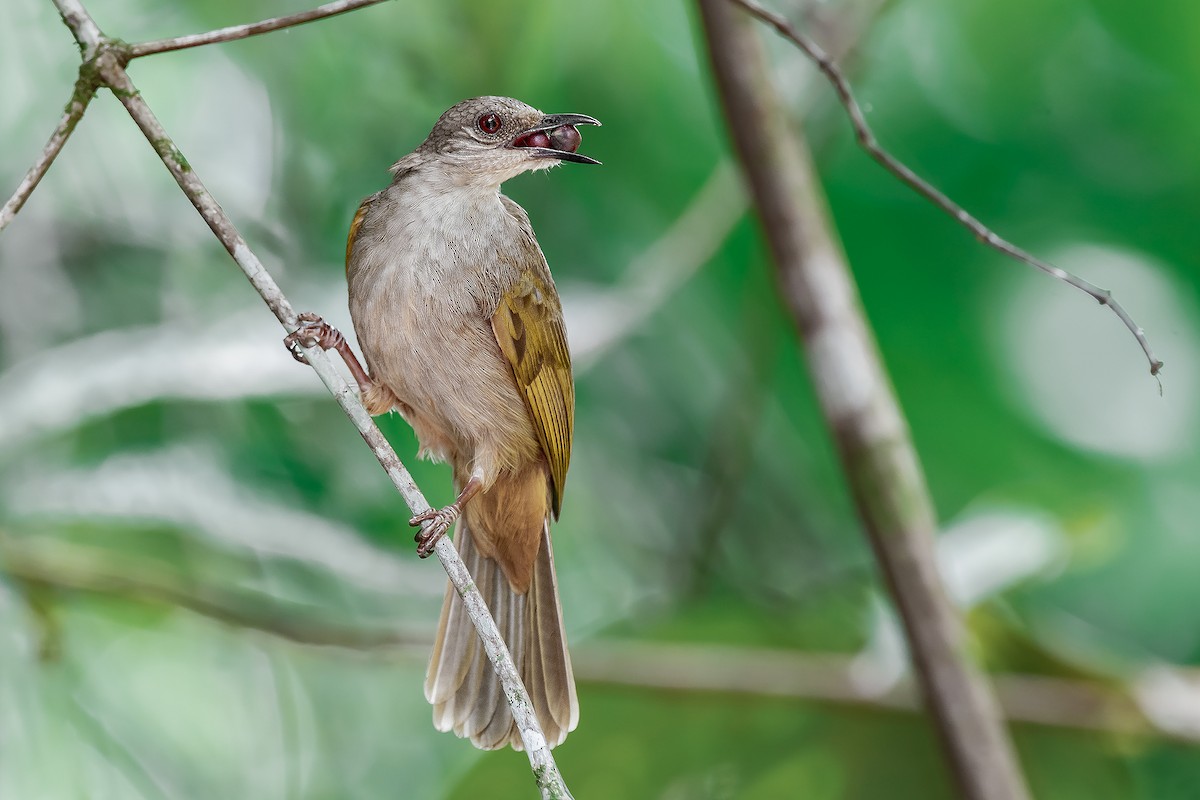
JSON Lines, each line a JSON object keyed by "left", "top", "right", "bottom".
{"left": 549, "top": 125, "right": 582, "bottom": 153}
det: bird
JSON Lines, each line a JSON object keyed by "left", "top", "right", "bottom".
{"left": 284, "top": 96, "right": 600, "bottom": 750}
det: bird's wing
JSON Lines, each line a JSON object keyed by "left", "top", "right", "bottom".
{"left": 492, "top": 197, "right": 574, "bottom": 517}
{"left": 345, "top": 192, "right": 380, "bottom": 273}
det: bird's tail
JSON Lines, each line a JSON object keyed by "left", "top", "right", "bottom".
{"left": 424, "top": 517, "right": 578, "bottom": 750}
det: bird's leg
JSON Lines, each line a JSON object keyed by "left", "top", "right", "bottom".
{"left": 410, "top": 476, "right": 484, "bottom": 558}
{"left": 284, "top": 312, "right": 376, "bottom": 396}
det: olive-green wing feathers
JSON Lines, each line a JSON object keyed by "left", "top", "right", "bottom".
{"left": 349, "top": 188, "right": 574, "bottom": 513}
{"left": 492, "top": 269, "right": 574, "bottom": 517}
{"left": 491, "top": 199, "right": 574, "bottom": 517}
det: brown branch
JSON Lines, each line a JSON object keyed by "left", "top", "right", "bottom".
{"left": 0, "top": 535, "right": 1145, "bottom": 740}
{"left": 728, "top": 0, "right": 1163, "bottom": 382}
{"left": 126, "top": 0, "right": 391, "bottom": 59}
{"left": 7, "top": 543, "right": 1188, "bottom": 746}
{"left": 44, "top": 1, "right": 572, "bottom": 796}
{"left": 53, "top": 0, "right": 103, "bottom": 54}
{"left": 572, "top": 642, "right": 1196, "bottom": 744}
{"left": 0, "top": 71, "right": 98, "bottom": 234}
{"left": 696, "top": 2, "right": 1031, "bottom": 799}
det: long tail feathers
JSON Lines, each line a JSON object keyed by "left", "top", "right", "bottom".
{"left": 425, "top": 520, "right": 578, "bottom": 750}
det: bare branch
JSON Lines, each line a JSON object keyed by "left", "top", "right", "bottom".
{"left": 696, "top": 2, "right": 1031, "bottom": 799}
{"left": 727, "top": 0, "right": 1163, "bottom": 381}
{"left": 0, "top": 72, "right": 97, "bottom": 234}
{"left": 573, "top": 641, "right": 1178, "bottom": 739}
{"left": 51, "top": 0, "right": 102, "bottom": 55}
{"left": 43, "top": 1, "right": 572, "bottom": 795}
{"left": 127, "top": 0, "right": 391, "bottom": 59}
{"left": 9, "top": 541, "right": 1195, "bottom": 747}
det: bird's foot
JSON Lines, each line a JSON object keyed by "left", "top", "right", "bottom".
{"left": 409, "top": 477, "right": 483, "bottom": 559}
{"left": 410, "top": 503, "right": 462, "bottom": 558}
{"left": 284, "top": 312, "right": 345, "bottom": 364}
{"left": 283, "top": 313, "right": 377, "bottom": 398}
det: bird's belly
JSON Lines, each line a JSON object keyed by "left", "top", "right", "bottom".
{"left": 351, "top": 289, "right": 541, "bottom": 482}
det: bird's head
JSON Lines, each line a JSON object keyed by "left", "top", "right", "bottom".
{"left": 413, "top": 96, "right": 601, "bottom": 186}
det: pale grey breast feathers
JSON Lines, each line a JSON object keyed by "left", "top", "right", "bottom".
{"left": 345, "top": 175, "right": 552, "bottom": 483}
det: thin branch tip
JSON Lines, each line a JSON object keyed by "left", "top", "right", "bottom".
{"left": 728, "top": 0, "right": 1163, "bottom": 383}
{"left": 127, "top": 0, "right": 391, "bottom": 59}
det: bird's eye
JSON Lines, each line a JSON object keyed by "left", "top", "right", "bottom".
{"left": 477, "top": 113, "right": 502, "bottom": 134}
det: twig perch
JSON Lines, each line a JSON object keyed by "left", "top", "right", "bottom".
{"left": 126, "top": 0, "right": 390, "bottom": 58}
{"left": 23, "top": 1, "right": 572, "bottom": 796}
{"left": 0, "top": 72, "right": 98, "bottom": 234}
{"left": 696, "top": 1, "right": 1031, "bottom": 798}
{"left": 728, "top": 0, "right": 1163, "bottom": 381}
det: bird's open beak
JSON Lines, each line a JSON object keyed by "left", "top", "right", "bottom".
{"left": 510, "top": 113, "right": 602, "bottom": 165}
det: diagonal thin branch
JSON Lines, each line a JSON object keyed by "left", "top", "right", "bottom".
{"left": 45, "top": 0, "right": 572, "bottom": 796}
{"left": 127, "top": 0, "right": 391, "bottom": 59}
{"left": 53, "top": 0, "right": 102, "bottom": 55}
{"left": 0, "top": 71, "right": 98, "bottom": 234}
{"left": 728, "top": 0, "right": 1164, "bottom": 381}
{"left": 696, "top": 1, "right": 1031, "bottom": 798}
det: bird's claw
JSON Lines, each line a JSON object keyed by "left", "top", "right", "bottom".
{"left": 410, "top": 505, "right": 461, "bottom": 558}
{"left": 284, "top": 313, "right": 343, "bottom": 364}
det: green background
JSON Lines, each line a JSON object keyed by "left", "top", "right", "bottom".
{"left": 2, "top": 0, "right": 1198, "bottom": 797}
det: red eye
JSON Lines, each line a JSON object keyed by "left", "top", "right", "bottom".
{"left": 478, "top": 113, "right": 501, "bottom": 134}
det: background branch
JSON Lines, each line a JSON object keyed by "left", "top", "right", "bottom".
{"left": 574, "top": 641, "right": 1190, "bottom": 743}
{"left": 126, "top": 0, "right": 391, "bottom": 59}
{"left": 696, "top": 1, "right": 1031, "bottom": 798}
{"left": 42, "top": 0, "right": 571, "bottom": 796}
{"left": 728, "top": 0, "right": 1163, "bottom": 381}
{"left": 8, "top": 539, "right": 1194, "bottom": 747}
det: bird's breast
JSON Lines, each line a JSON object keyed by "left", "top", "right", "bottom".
{"left": 345, "top": 183, "right": 541, "bottom": 475}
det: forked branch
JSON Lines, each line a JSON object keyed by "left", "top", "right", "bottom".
{"left": 2, "top": 0, "right": 390, "bottom": 238}
{"left": 39, "top": 0, "right": 572, "bottom": 797}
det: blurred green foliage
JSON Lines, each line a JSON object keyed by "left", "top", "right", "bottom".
{"left": 2, "top": 0, "right": 1199, "bottom": 797}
